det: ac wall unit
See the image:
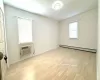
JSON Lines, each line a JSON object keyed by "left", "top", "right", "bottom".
{"left": 19, "top": 43, "right": 34, "bottom": 58}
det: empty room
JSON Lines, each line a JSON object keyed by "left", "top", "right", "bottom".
{"left": 0, "top": 0, "right": 99, "bottom": 80}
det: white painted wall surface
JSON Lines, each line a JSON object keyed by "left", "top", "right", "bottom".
{"left": 59, "top": 8, "right": 98, "bottom": 49}
{"left": 4, "top": 5, "right": 59, "bottom": 65}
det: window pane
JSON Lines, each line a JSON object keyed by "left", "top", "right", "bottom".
{"left": 69, "top": 22, "right": 78, "bottom": 38}
{"left": 18, "top": 18, "right": 32, "bottom": 43}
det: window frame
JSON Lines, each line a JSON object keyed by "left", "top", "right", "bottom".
{"left": 69, "top": 21, "right": 78, "bottom": 39}
{"left": 17, "top": 17, "right": 33, "bottom": 44}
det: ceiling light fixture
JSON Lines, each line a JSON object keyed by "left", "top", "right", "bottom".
{"left": 52, "top": 0, "right": 63, "bottom": 10}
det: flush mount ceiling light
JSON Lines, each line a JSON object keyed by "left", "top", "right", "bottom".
{"left": 52, "top": 0, "right": 64, "bottom": 10}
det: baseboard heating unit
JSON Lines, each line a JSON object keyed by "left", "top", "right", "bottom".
{"left": 59, "top": 45, "right": 97, "bottom": 53}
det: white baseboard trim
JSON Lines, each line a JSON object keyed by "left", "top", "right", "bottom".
{"left": 9, "top": 46, "right": 59, "bottom": 66}
{"left": 59, "top": 45, "right": 97, "bottom": 53}
{"left": 34, "top": 46, "right": 59, "bottom": 56}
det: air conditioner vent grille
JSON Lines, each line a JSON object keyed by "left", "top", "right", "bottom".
{"left": 19, "top": 43, "right": 34, "bottom": 58}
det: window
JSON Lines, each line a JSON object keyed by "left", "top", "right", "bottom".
{"left": 18, "top": 18, "right": 32, "bottom": 43}
{"left": 69, "top": 22, "right": 78, "bottom": 39}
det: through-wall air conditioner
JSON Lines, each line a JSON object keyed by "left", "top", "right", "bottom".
{"left": 19, "top": 43, "right": 34, "bottom": 58}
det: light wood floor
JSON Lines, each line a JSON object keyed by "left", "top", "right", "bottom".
{"left": 5, "top": 48, "right": 96, "bottom": 80}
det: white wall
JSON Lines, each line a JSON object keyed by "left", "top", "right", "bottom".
{"left": 4, "top": 5, "right": 59, "bottom": 65}
{"left": 59, "top": 8, "right": 98, "bottom": 49}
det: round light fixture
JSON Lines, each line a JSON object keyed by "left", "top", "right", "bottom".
{"left": 52, "top": 0, "right": 63, "bottom": 10}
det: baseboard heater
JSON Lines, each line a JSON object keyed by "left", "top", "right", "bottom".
{"left": 59, "top": 45, "right": 97, "bottom": 53}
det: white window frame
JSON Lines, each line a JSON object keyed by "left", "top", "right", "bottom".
{"left": 17, "top": 17, "right": 33, "bottom": 44}
{"left": 69, "top": 22, "right": 78, "bottom": 39}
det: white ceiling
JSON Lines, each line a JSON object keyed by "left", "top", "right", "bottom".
{"left": 4, "top": 0, "right": 98, "bottom": 20}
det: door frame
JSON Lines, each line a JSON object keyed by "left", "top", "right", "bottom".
{"left": 0, "top": 7, "right": 9, "bottom": 67}
{"left": 0, "top": 7, "right": 9, "bottom": 80}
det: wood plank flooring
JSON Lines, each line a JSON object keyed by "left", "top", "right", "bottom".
{"left": 5, "top": 47, "right": 96, "bottom": 80}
